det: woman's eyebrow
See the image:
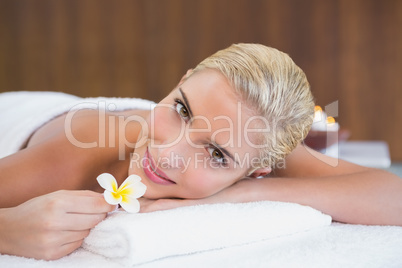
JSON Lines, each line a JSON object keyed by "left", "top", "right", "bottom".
{"left": 179, "top": 88, "right": 193, "bottom": 118}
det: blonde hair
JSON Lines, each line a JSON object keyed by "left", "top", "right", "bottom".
{"left": 191, "top": 43, "right": 315, "bottom": 169}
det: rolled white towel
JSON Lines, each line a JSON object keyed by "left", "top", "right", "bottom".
{"left": 82, "top": 201, "right": 332, "bottom": 266}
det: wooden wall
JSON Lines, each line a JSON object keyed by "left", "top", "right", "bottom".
{"left": 1, "top": 0, "right": 401, "bottom": 161}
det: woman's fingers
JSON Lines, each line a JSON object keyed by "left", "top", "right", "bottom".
{"left": 37, "top": 231, "right": 89, "bottom": 261}
{"left": 44, "top": 240, "right": 83, "bottom": 261}
{"left": 61, "top": 230, "right": 90, "bottom": 246}
{"left": 62, "top": 213, "right": 108, "bottom": 230}
{"left": 41, "top": 191, "right": 115, "bottom": 230}
{"left": 1, "top": 190, "right": 115, "bottom": 260}
{"left": 60, "top": 239, "right": 86, "bottom": 258}
{"left": 49, "top": 190, "right": 116, "bottom": 214}
{"left": 67, "top": 196, "right": 115, "bottom": 214}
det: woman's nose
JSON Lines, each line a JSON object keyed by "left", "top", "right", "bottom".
{"left": 149, "top": 136, "right": 192, "bottom": 170}
{"left": 149, "top": 106, "right": 189, "bottom": 169}
{"left": 150, "top": 105, "right": 186, "bottom": 146}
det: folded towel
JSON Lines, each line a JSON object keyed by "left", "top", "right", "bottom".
{"left": 82, "top": 201, "right": 332, "bottom": 266}
{"left": 3, "top": 219, "right": 402, "bottom": 268}
{"left": 0, "top": 91, "right": 155, "bottom": 159}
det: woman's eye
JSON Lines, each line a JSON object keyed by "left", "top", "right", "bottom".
{"left": 207, "top": 147, "right": 227, "bottom": 165}
{"left": 175, "top": 100, "right": 189, "bottom": 120}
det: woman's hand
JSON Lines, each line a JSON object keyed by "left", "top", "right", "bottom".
{"left": 0, "top": 190, "right": 115, "bottom": 260}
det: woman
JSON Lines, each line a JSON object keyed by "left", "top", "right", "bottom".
{"left": 0, "top": 43, "right": 401, "bottom": 260}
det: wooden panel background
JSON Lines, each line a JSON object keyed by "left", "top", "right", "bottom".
{"left": 0, "top": 0, "right": 401, "bottom": 161}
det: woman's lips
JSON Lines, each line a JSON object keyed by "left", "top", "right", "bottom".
{"left": 143, "top": 148, "right": 175, "bottom": 185}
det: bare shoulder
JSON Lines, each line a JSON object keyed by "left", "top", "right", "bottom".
{"left": 272, "top": 144, "right": 370, "bottom": 178}
{"left": 0, "top": 110, "right": 127, "bottom": 207}
{"left": 27, "top": 109, "right": 100, "bottom": 148}
{"left": 0, "top": 108, "right": 148, "bottom": 207}
{"left": 28, "top": 108, "right": 149, "bottom": 148}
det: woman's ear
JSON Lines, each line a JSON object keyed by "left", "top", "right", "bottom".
{"left": 248, "top": 167, "right": 272, "bottom": 178}
{"left": 178, "top": 69, "right": 193, "bottom": 86}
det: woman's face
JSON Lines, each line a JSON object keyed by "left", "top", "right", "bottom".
{"left": 129, "top": 69, "right": 270, "bottom": 199}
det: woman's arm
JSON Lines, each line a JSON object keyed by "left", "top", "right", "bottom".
{"left": 262, "top": 144, "right": 402, "bottom": 225}
{"left": 140, "top": 144, "right": 402, "bottom": 226}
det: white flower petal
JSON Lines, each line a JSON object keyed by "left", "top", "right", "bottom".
{"left": 97, "top": 173, "right": 118, "bottom": 192}
{"left": 131, "top": 180, "right": 147, "bottom": 198}
{"left": 120, "top": 196, "right": 140, "bottom": 213}
{"left": 103, "top": 190, "right": 122, "bottom": 205}
{"left": 119, "top": 174, "right": 142, "bottom": 190}
{"left": 118, "top": 175, "right": 146, "bottom": 198}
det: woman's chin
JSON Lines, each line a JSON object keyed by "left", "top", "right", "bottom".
{"left": 142, "top": 190, "right": 171, "bottom": 200}
{"left": 141, "top": 187, "right": 211, "bottom": 200}
{"left": 142, "top": 191, "right": 158, "bottom": 199}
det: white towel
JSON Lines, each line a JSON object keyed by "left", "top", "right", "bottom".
{"left": 2, "top": 205, "right": 402, "bottom": 267}
{"left": 82, "top": 201, "right": 332, "bottom": 266}
{"left": 0, "top": 91, "right": 155, "bottom": 159}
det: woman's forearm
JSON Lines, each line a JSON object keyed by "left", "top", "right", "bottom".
{"left": 235, "top": 169, "right": 402, "bottom": 226}
{"left": 0, "top": 208, "right": 14, "bottom": 255}
{"left": 140, "top": 168, "right": 402, "bottom": 226}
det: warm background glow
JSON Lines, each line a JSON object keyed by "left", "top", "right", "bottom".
{"left": 326, "top": 117, "right": 336, "bottom": 125}
{"left": 0, "top": 0, "right": 400, "bottom": 161}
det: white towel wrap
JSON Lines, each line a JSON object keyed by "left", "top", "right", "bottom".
{"left": 83, "top": 201, "right": 332, "bottom": 266}
{"left": 0, "top": 91, "right": 155, "bottom": 159}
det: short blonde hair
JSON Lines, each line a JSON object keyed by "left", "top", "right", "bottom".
{"left": 191, "top": 43, "right": 314, "bottom": 169}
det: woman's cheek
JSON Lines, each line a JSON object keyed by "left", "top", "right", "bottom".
{"left": 183, "top": 173, "right": 224, "bottom": 198}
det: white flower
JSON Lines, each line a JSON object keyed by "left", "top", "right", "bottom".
{"left": 96, "top": 173, "right": 147, "bottom": 213}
